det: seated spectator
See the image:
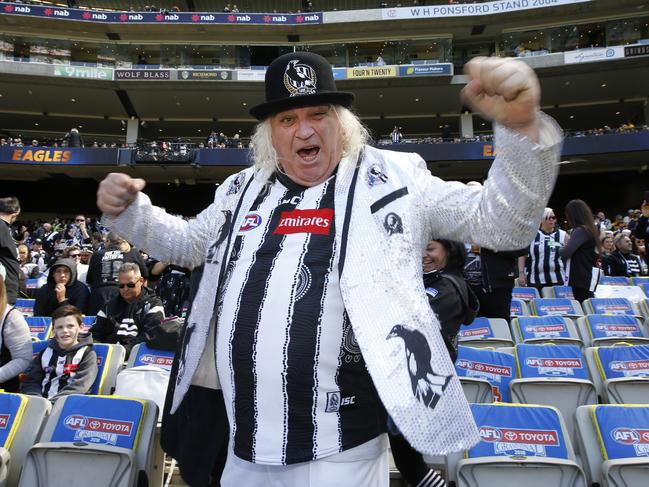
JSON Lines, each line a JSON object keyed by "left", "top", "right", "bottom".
{"left": 34, "top": 258, "right": 90, "bottom": 317}
{"left": 21, "top": 305, "right": 97, "bottom": 400}
{"left": 91, "top": 263, "right": 164, "bottom": 357}
{"left": 30, "top": 238, "right": 48, "bottom": 272}
{"left": 0, "top": 271, "right": 32, "bottom": 393}
{"left": 17, "top": 244, "right": 40, "bottom": 280}
{"left": 63, "top": 245, "right": 88, "bottom": 284}
{"left": 602, "top": 234, "right": 644, "bottom": 277}
{"left": 601, "top": 234, "right": 615, "bottom": 257}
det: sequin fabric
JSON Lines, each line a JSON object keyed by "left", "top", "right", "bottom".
{"left": 103, "top": 114, "right": 562, "bottom": 455}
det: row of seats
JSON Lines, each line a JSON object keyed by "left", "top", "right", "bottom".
{"left": 0, "top": 392, "right": 161, "bottom": 487}
{"left": 460, "top": 314, "right": 649, "bottom": 349}
{"left": 443, "top": 402, "right": 649, "bottom": 487}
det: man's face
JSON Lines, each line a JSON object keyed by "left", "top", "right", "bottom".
{"left": 17, "top": 246, "right": 28, "bottom": 263}
{"left": 52, "top": 266, "right": 71, "bottom": 285}
{"left": 596, "top": 212, "right": 605, "bottom": 221}
{"left": 270, "top": 105, "right": 343, "bottom": 187}
{"left": 53, "top": 315, "right": 81, "bottom": 350}
{"left": 616, "top": 236, "right": 632, "bottom": 253}
{"left": 118, "top": 270, "right": 143, "bottom": 303}
{"left": 43, "top": 223, "right": 51, "bottom": 232}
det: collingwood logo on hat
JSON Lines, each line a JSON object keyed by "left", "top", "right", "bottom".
{"left": 283, "top": 59, "right": 317, "bottom": 96}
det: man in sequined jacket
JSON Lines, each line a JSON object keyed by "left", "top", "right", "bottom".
{"left": 97, "top": 52, "right": 562, "bottom": 486}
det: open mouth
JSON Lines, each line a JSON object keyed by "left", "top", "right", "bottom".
{"left": 297, "top": 146, "right": 320, "bottom": 161}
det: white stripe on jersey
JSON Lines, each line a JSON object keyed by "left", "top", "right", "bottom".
{"left": 527, "top": 229, "right": 566, "bottom": 285}
{"left": 217, "top": 175, "right": 347, "bottom": 465}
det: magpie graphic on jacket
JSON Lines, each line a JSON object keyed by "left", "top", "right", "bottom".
{"left": 387, "top": 324, "right": 451, "bottom": 408}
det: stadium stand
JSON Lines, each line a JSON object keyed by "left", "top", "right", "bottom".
{"left": 576, "top": 314, "right": 649, "bottom": 347}
{"left": 457, "top": 317, "right": 515, "bottom": 349}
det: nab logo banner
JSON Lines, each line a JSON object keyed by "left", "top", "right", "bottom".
{"left": 240, "top": 213, "right": 262, "bottom": 232}
{"left": 274, "top": 208, "right": 334, "bottom": 235}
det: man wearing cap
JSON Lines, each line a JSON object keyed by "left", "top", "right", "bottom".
{"left": 98, "top": 52, "right": 562, "bottom": 486}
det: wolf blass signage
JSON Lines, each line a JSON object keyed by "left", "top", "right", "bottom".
{"left": 115, "top": 69, "right": 170, "bottom": 80}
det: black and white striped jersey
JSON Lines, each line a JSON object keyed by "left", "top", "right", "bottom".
{"left": 216, "top": 171, "right": 385, "bottom": 466}
{"left": 526, "top": 229, "right": 567, "bottom": 286}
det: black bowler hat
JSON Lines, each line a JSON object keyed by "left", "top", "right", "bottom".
{"left": 249, "top": 51, "right": 354, "bottom": 120}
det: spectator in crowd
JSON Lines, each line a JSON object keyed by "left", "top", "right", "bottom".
{"left": 0, "top": 271, "right": 33, "bottom": 392}
{"left": 633, "top": 201, "right": 649, "bottom": 241}
{"left": 602, "top": 234, "right": 644, "bottom": 277}
{"left": 63, "top": 128, "right": 83, "bottom": 148}
{"left": 632, "top": 236, "right": 648, "bottom": 274}
{"left": 149, "top": 260, "right": 192, "bottom": 318}
{"left": 34, "top": 258, "right": 90, "bottom": 317}
{"left": 98, "top": 52, "right": 561, "bottom": 485}
{"left": 30, "top": 238, "right": 48, "bottom": 271}
{"left": 91, "top": 231, "right": 105, "bottom": 252}
{"left": 390, "top": 126, "right": 402, "bottom": 144}
{"left": 40, "top": 222, "right": 60, "bottom": 254}
{"left": 560, "top": 199, "right": 601, "bottom": 302}
{"left": 595, "top": 211, "right": 612, "bottom": 232}
{"left": 64, "top": 245, "right": 88, "bottom": 284}
{"left": 17, "top": 244, "right": 40, "bottom": 280}
{"left": 0, "top": 197, "right": 21, "bottom": 305}
{"left": 65, "top": 214, "right": 91, "bottom": 247}
{"left": 21, "top": 304, "right": 98, "bottom": 400}
{"left": 79, "top": 245, "right": 93, "bottom": 266}
{"left": 91, "top": 263, "right": 165, "bottom": 357}
{"left": 600, "top": 233, "right": 615, "bottom": 257}
{"left": 518, "top": 207, "right": 567, "bottom": 292}
{"left": 86, "top": 232, "right": 149, "bottom": 315}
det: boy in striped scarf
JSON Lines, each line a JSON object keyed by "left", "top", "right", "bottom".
{"left": 22, "top": 305, "right": 97, "bottom": 400}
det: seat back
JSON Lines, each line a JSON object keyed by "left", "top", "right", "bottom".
{"left": 531, "top": 298, "right": 583, "bottom": 318}
{"left": 90, "top": 344, "right": 126, "bottom": 395}
{"left": 511, "top": 316, "right": 581, "bottom": 345}
{"left": 583, "top": 297, "right": 638, "bottom": 316}
{"left": 126, "top": 343, "right": 174, "bottom": 371}
{"left": 455, "top": 346, "right": 516, "bottom": 402}
{"left": 18, "top": 394, "right": 158, "bottom": 487}
{"left": 81, "top": 316, "right": 96, "bottom": 333}
{"left": 631, "top": 277, "right": 649, "bottom": 286}
{"left": 0, "top": 393, "right": 51, "bottom": 487}
{"left": 457, "top": 317, "right": 514, "bottom": 348}
{"left": 510, "top": 298, "right": 529, "bottom": 318}
{"left": 577, "top": 315, "right": 648, "bottom": 347}
{"left": 542, "top": 285, "right": 575, "bottom": 299}
{"left": 448, "top": 403, "right": 585, "bottom": 487}
{"left": 588, "top": 343, "right": 649, "bottom": 404}
{"left": 515, "top": 344, "right": 590, "bottom": 381}
{"left": 599, "top": 276, "right": 631, "bottom": 286}
{"left": 24, "top": 317, "right": 52, "bottom": 341}
{"left": 576, "top": 404, "right": 649, "bottom": 487}
{"left": 14, "top": 299, "right": 35, "bottom": 318}
{"left": 512, "top": 287, "right": 540, "bottom": 301}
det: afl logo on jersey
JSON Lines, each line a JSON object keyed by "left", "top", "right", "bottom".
{"left": 240, "top": 212, "right": 262, "bottom": 232}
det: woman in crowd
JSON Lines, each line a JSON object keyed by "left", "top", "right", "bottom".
{"left": 600, "top": 233, "right": 615, "bottom": 257}
{"left": 0, "top": 269, "right": 33, "bottom": 392}
{"left": 560, "top": 199, "right": 602, "bottom": 302}
{"left": 389, "top": 239, "right": 478, "bottom": 487}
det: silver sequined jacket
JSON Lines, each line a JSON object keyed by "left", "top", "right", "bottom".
{"left": 104, "top": 115, "right": 562, "bottom": 455}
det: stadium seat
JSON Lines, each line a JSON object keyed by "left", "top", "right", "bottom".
{"left": 639, "top": 283, "right": 649, "bottom": 298}
{"left": 575, "top": 404, "right": 649, "bottom": 487}
{"left": 14, "top": 299, "right": 35, "bottom": 318}
{"left": 0, "top": 393, "right": 51, "bottom": 487}
{"left": 512, "top": 287, "right": 540, "bottom": 301}
{"left": 576, "top": 315, "right": 649, "bottom": 347}
{"left": 455, "top": 346, "right": 515, "bottom": 402}
{"left": 510, "top": 298, "right": 530, "bottom": 318}
{"left": 447, "top": 403, "right": 586, "bottom": 487}
{"left": 631, "top": 277, "right": 649, "bottom": 286}
{"left": 90, "top": 344, "right": 126, "bottom": 395}
{"left": 18, "top": 394, "right": 159, "bottom": 487}
{"left": 126, "top": 343, "right": 174, "bottom": 372}
{"left": 24, "top": 317, "right": 52, "bottom": 341}
{"left": 509, "top": 344, "right": 597, "bottom": 442}
{"left": 31, "top": 340, "right": 49, "bottom": 357}
{"left": 584, "top": 343, "right": 649, "bottom": 404}
{"left": 541, "top": 285, "right": 575, "bottom": 299}
{"left": 511, "top": 315, "right": 582, "bottom": 346}
{"left": 583, "top": 297, "right": 640, "bottom": 316}
{"left": 81, "top": 316, "right": 96, "bottom": 333}
{"left": 599, "top": 276, "right": 631, "bottom": 286}
{"left": 530, "top": 298, "right": 584, "bottom": 318}
{"left": 457, "top": 317, "right": 515, "bottom": 349}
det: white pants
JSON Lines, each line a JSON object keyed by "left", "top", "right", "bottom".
{"left": 220, "top": 434, "right": 389, "bottom": 487}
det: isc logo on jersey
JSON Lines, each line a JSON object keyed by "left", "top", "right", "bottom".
{"left": 240, "top": 212, "right": 262, "bottom": 232}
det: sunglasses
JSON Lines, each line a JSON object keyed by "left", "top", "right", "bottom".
{"left": 69, "top": 253, "right": 81, "bottom": 258}
{"left": 548, "top": 216, "right": 557, "bottom": 220}
{"left": 118, "top": 282, "right": 138, "bottom": 289}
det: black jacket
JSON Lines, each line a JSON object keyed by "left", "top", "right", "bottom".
{"left": 559, "top": 226, "right": 599, "bottom": 290}
{"left": 602, "top": 250, "right": 642, "bottom": 277}
{"left": 86, "top": 245, "right": 149, "bottom": 289}
{"left": 0, "top": 219, "right": 20, "bottom": 304}
{"left": 91, "top": 287, "right": 164, "bottom": 356}
{"left": 34, "top": 258, "right": 90, "bottom": 317}
{"left": 479, "top": 247, "right": 527, "bottom": 292}
{"left": 634, "top": 216, "right": 649, "bottom": 240}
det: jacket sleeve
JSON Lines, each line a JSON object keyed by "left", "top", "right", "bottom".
{"left": 70, "top": 284, "right": 90, "bottom": 315}
{"left": 20, "top": 353, "right": 45, "bottom": 397}
{"left": 122, "top": 297, "right": 165, "bottom": 355}
{"left": 102, "top": 172, "right": 243, "bottom": 270}
{"left": 559, "top": 227, "right": 590, "bottom": 260}
{"left": 91, "top": 306, "right": 112, "bottom": 343}
{"left": 33, "top": 287, "right": 48, "bottom": 317}
{"left": 53, "top": 349, "right": 98, "bottom": 398}
{"left": 0, "top": 310, "right": 34, "bottom": 383}
{"left": 413, "top": 114, "right": 562, "bottom": 251}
